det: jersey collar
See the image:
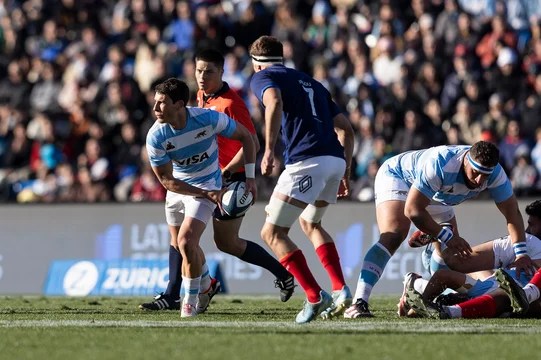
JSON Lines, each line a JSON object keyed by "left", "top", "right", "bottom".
{"left": 203, "top": 82, "right": 230, "bottom": 102}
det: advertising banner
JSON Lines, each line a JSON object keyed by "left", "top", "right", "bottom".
{"left": 0, "top": 200, "right": 519, "bottom": 296}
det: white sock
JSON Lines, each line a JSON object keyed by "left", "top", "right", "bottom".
{"left": 524, "top": 284, "right": 540, "bottom": 304}
{"left": 413, "top": 278, "right": 429, "bottom": 294}
{"left": 199, "top": 262, "right": 211, "bottom": 293}
{"left": 182, "top": 276, "right": 201, "bottom": 306}
{"left": 353, "top": 283, "right": 373, "bottom": 302}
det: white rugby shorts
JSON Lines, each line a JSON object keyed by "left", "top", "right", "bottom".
{"left": 165, "top": 190, "right": 216, "bottom": 226}
{"left": 273, "top": 155, "right": 346, "bottom": 204}
{"left": 374, "top": 168, "right": 454, "bottom": 224}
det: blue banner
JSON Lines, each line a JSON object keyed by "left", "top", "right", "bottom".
{"left": 43, "top": 259, "right": 226, "bottom": 296}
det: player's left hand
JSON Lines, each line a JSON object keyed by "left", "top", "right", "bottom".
{"left": 337, "top": 176, "right": 350, "bottom": 199}
{"left": 245, "top": 178, "right": 257, "bottom": 204}
{"left": 512, "top": 254, "right": 537, "bottom": 277}
{"left": 446, "top": 235, "right": 472, "bottom": 259}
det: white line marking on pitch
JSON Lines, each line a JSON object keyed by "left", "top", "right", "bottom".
{"left": 0, "top": 320, "right": 539, "bottom": 333}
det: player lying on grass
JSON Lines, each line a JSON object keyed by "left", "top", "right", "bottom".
{"left": 496, "top": 256, "right": 541, "bottom": 316}
{"left": 398, "top": 200, "right": 541, "bottom": 319}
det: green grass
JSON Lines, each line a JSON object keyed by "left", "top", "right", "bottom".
{"left": 1, "top": 295, "right": 540, "bottom": 360}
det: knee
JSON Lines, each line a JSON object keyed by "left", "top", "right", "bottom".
{"left": 261, "top": 223, "right": 281, "bottom": 247}
{"left": 299, "top": 217, "right": 317, "bottom": 236}
{"left": 177, "top": 237, "right": 196, "bottom": 257}
{"left": 432, "top": 268, "right": 453, "bottom": 281}
{"left": 441, "top": 251, "right": 462, "bottom": 270}
{"left": 379, "top": 232, "right": 407, "bottom": 253}
{"left": 260, "top": 224, "right": 273, "bottom": 244}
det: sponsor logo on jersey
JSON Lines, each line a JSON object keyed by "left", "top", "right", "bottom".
{"left": 174, "top": 152, "right": 209, "bottom": 166}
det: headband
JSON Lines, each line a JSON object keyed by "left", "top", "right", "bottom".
{"left": 251, "top": 55, "right": 284, "bottom": 66}
{"left": 466, "top": 152, "right": 495, "bottom": 175}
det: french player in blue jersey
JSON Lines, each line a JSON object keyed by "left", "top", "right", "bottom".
{"left": 249, "top": 36, "right": 355, "bottom": 323}
{"left": 344, "top": 141, "right": 536, "bottom": 319}
{"left": 145, "top": 78, "right": 257, "bottom": 317}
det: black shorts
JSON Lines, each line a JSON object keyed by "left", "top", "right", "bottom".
{"left": 213, "top": 172, "right": 247, "bottom": 221}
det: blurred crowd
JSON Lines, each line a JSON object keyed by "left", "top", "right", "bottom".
{"left": 1, "top": 0, "right": 541, "bottom": 203}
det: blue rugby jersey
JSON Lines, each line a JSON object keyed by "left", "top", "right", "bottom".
{"left": 250, "top": 64, "right": 344, "bottom": 164}
{"left": 146, "top": 107, "right": 237, "bottom": 190}
{"left": 383, "top": 145, "right": 513, "bottom": 205}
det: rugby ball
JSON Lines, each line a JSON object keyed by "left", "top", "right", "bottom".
{"left": 221, "top": 181, "right": 253, "bottom": 216}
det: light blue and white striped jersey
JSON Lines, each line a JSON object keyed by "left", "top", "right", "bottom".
{"left": 383, "top": 145, "right": 513, "bottom": 205}
{"left": 146, "top": 107, "right": 237, "bottom": 190}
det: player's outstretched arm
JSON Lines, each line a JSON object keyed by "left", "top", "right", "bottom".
{"left": 405, "top": 187, "right": 472, "bottom": 257}
{"left": 498, "top": 195, "right": 537, "bottom": 276}
{"left": 150, "top": 162, "right": 222, "bottom": 203}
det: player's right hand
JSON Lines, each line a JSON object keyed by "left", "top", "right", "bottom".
{"left": 205, "top": 189, "right": 227, "bottom": 213}
{"left": 512, "top": 254, "right": 537, "bottom": 277}
{"left": 445, "top": 235, "right": 473, "bottom": 258}
{"left": 337, "top": 176, "right": 350, "bottom": 199}
{"left": 261, "top": 150, "right": 275, "bottom": 176}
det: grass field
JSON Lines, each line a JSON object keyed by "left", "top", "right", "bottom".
{"left": 1, "top": 295, "right": 540, "bottom": 360}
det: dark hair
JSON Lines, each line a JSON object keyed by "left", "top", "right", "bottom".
{"left": 154, "top": 78, "right": 189, "bottom": 105}
{"left": 469, "top": 141, "right": 500, "bottom": 168}
{"left": 195, "top": 48, "right": 224, "bottom": 68}
{"left": 249, "top": 36, "right": 284, "bottom": 58}
{"left": 526, "top": 200, "right": 541, "bottom": 218}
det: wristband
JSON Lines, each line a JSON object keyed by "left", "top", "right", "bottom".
{"left": 513, "top": 242, "right": 528, "bottom": 257}
{"left": 437, "top": 226, "right": 453, "bottom": 245}
{"left": 245, "top": 163, "right": 255, "bottom": 178}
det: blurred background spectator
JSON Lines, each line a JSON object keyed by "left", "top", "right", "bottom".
{"left": 1, "top": 0, "right": 541, "bottom": 203}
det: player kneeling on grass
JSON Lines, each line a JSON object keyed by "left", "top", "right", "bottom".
{"left": 144, "top": 78, "right": 257, "bottom": 318}
{"left": 398, "top": 200, "right": 541, "bottom": 319}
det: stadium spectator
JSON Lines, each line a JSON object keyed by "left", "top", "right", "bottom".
{"left": 0, "top": 60, "right": 31, "bottom": 109}
{"left": 530, "top": 128, "right": 541, "bottom": 186}
{"left": 112, "top": 122, "right": 143, "bottom": 201}
{"left": 519, "top": 72, "right": 541, "bottom": 137}
{"left": 486, "top": 47, "right": 522, "bottom": 105}
{"left": 480, "top": 93, "right": 510, "bottom": 142}
{"left": 461, "top": 78, "right": 487, "bottom": 123}
{"left": 434, "top": 0, "right": 460, "bottom": 59}
{"left": 476, "top": 15, "right": 517, "bottom": 69}
{"left": 391, "top": 109, "right": 432, "bottom": 153}
{"left": 499, "top": 119, "right": 530, "bottom": 174}
{"left": 511, "top": 152, "right": 538, "bottom": 197}
{"left": 129, "top": 165, "right": 166, "bottom": 202}
{"left": 1, "top": 1, "right": 541, "bottom": 203}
